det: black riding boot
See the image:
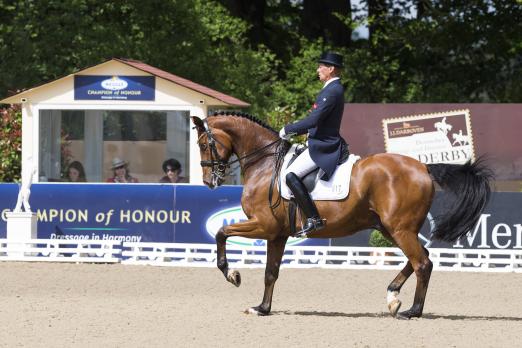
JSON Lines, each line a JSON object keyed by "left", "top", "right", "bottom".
{"left": 286, "top": 172, "right": 326, "bottom": 237}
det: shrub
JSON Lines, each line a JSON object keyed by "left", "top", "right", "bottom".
{"left": 369, "top": 229, "right": 394, "bottom": 247}
{"left": 0, "top": 104, "right": 22, "bottom": 182}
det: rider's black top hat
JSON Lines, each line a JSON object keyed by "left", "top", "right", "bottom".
{"left": 318, "top": 52, "right": 344, "bottom": 68}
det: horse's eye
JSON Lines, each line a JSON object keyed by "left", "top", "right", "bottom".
{"left": 200, "top": 143, "right": 208, "bottom": 151}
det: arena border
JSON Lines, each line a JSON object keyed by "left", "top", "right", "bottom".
{"left": 121, "top": 242, "right": 522, "bottom": 272}
{"left": 1, "top": 239, "right": 521, "bottom": 272}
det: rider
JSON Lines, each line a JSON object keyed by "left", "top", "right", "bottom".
{"left": 279, "top": 52, "right": 346, "bottom": 237}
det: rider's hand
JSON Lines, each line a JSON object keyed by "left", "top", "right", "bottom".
{"left": 279, "top": 127, "right": 292, "bottom": 140}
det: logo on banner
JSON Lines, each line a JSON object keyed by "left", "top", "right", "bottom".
{"left": 383, "top": 109, "right": 475, "bottom": 164}
{"left": 101, "top": 76, "right": 128, "bottom": 90}
{"left": 205, "top": 206, "right": 306, "bottom": 246}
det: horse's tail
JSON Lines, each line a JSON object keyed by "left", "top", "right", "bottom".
{"left": 426, "top": 157, "right": 493, "bottom": 242}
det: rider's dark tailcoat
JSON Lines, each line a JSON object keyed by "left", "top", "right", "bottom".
{"left": 284, "top": 79, "right": 346, "bottom": 180}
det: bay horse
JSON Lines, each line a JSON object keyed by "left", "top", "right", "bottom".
{"left": 191, "top": 112, "right": 492, "bottom": 319}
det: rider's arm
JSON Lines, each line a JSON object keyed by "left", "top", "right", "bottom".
{"left": 284, "top": 93, "right": 336, "bottom": 135}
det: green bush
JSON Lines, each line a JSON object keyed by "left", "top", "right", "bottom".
{"left": 0, "top": 104, "right": 21, "bottom": 182}
{"left": 369, "top": 230, "right": 394, "bottom": 248}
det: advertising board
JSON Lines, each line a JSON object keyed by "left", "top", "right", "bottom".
{"left": 74, "top": 75, "right": 155, "bottom": 101}
{"left": 382, "top": 109, "right": 475, "bottom": 164}
{"left": 0, "top": 184, "right": 328, "bottom": 247}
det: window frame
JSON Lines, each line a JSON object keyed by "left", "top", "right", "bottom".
{"left": 34, "top": 103, "right": 200, "bottom": 184}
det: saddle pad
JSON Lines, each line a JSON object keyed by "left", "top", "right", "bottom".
{"left": 280, "top": 144, "right": 361, "bottom": 201}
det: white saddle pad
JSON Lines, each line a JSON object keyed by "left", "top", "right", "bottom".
{"left": 280, "top": 144, "right": 361, "bottom": 201}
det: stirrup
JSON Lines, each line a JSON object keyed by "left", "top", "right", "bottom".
{"left": 294, "top": 217, "right": 326, "bottom": 238}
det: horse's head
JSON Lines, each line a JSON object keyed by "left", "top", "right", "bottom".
{"left": 191, "top": 116, "right": 234, "bottom": 189}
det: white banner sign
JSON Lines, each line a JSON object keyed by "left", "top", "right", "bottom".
{"left": 383, "top": 109, "right": 475, "bottom": 164}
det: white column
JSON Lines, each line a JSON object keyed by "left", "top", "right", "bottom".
{"left": 6, "top": 212, "right": 37, "bottom": 257}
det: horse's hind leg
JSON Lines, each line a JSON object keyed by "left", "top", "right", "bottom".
{"left": 394, "top": 233, "right": 433, "bottom": 319}
{"left": 216, "top": 227, "right": 241, "bottom": 287}
{"left": 246, "top": 235, "right": 288, "bottom": 316}
{"left": 386, "top": 261, "right": 414, "bottom": 316}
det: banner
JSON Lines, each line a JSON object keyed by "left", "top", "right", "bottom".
{"left": 0, "top": 184, "right": 328, "bottom": 247}
{"left": 382, "top": 109, "right": 475, "bottom": 164}
{"left": 0, "top": 184, "right": 519, "bottom": 249}
{"left": 332, "top": 191, "right": 522, "bottom": 249}
{"left": 74, "top": 75, "right": 155, "bottom": 101}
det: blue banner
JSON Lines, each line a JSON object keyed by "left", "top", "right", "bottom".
{"left": 0, "top": 184, "right": 328, "bottom": 247}
{"left": 74, "top": 75, "right": 155, "bottom": 100}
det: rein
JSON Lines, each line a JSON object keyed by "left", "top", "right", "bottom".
{"left": 199, "top": 119, "right": 284, "bottom": 187}
{"left": 268, "top": 140, "right": 290, "bottom": 210}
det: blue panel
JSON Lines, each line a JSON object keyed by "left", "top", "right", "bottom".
{"left": 74, "top": 75, "right": 155, "bottom": 100}
{"left": 0, "top": 184, "right": 328, "bottom": 246}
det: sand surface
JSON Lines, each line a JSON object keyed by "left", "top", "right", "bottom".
{"left": 0, "top": 262, "right": 521, "bottom": 347}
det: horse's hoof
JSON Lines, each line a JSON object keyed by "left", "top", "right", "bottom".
{"left": 226, "top": 269, "right": 241, "bottom": 287}
{"left": 396, "top": 311, "right": 411, "bottom": 320}
{"left": 244, "top": 306, "right": 269, "bottom": 316}
{"left": 387, "top": 291, "right": 401, "bottom": 317}
{"left": 388, "top": 299, "right": 402, "bottom": 317}
{"left": 396, "top": 309, "right": 421, "bottom": 320}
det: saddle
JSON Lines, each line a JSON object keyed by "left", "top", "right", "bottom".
{"left": 286, "top": 139, "right": 350, "bottom": 193}
{"left": 279, "top": 141, "right": 359, "bottom": 237}
{"left": 280, "top": 141, "right": 359, "bottom": 201}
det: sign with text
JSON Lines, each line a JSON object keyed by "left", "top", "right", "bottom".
{"left": 0, "top": 184, "right": 327, "bottom": 247}
{"left": 383, "top": 109, "right": 475, "bottom": 164}
{"left": 74, "top": 75, "right": 155, "bottom": 100}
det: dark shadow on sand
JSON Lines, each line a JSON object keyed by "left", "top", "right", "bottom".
{"left": 274, "top": 311, "right": 522, "bottom": 321}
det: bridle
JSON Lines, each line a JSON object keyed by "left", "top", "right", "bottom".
{"left": 198, "top": 119, "right": 283, "bottom": 187}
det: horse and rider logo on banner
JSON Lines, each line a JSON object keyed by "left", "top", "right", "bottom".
{"left": 383, "top": 109, "right": 475, "bottom": 164}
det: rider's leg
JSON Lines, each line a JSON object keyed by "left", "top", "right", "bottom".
{"left": 284, "top": 149, "right": 325, "bottom": 237}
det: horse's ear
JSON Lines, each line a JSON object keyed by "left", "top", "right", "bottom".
{"left": 191, "top": 116, "right": 205, "bottom": 132}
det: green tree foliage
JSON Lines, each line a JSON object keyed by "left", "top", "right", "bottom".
{"left": 1, "top": 0, "right": 521, "bottom": 125}
{"left": 0, "top": 104, "right": 21, "bottom": 182}
{"left": 0, "top": 0, "right": 276, "bottom": 115}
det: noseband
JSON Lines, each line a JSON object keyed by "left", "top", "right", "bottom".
{"left": 198, "top": 119, "right": 284, "bottom": 187}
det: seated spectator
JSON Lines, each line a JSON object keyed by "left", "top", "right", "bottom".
{"left": 67, "top": 161, "right": 87, "bottom": 182}
{"left": 106, "top": 157, "right": 139, "bottom": 183}
{"left": 159, "top": 158, "right": 188, "bottom": 183}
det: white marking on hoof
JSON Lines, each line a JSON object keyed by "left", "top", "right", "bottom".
{"left": 226, "top": 269, "right": 241, "bottom": 287}
{"left": 245, "top": 307, "right": 260, "bottom": 315}
{"left": 387, "top": 291, "right": 401, "bottom": 316}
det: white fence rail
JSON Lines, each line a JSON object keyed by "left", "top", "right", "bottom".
{"left": 121, "top": 242, "right": 522, "bottom": 273}
{"left": 0, "top": 239, "right": 121, "bottom": 263}
{"left": 1, "top": 239, "right": 522, "bottom": 273}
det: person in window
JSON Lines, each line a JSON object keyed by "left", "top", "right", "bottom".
{"left": 159, "top": 158, "right": 188, "bottom": 183}
{"left": 66, "top": 161, "right": 87, "bottom": 182}
{"left": 106, "top": 157, "right": 139, "bottom": 183}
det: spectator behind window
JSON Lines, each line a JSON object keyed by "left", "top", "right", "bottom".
{"left": 67, "top": 161, "right": 87, "bottom": 182}
{"left": 159, "top": 158, "right": 188, "bottom": 183}
{"left": 106, "top": 157, "right": 139, "bottom": 183}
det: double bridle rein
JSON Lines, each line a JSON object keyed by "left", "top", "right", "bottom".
{"left": 198, "top": 119, "right": 284, "bottom": 187}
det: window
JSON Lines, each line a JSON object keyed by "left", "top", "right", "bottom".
{"left": 39, "top": 110, "right": 190, "bottom": 183}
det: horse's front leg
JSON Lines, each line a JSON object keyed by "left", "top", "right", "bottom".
{"left": 216, "top": 227, "right": 241, "bottom": 287}
{"left": 246, "top": 235, "right": 288, "bottom": 316}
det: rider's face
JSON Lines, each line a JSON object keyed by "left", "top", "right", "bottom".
{"left": 317, "top": 64, "right": 334, "bottom": 82}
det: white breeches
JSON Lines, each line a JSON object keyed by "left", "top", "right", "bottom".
{"left": 284, "top": 149, "right": 318, "bottom": 179}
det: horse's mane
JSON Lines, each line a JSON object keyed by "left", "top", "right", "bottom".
{"left": 210, "top": 111, "right": 277, "bottom": 134}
